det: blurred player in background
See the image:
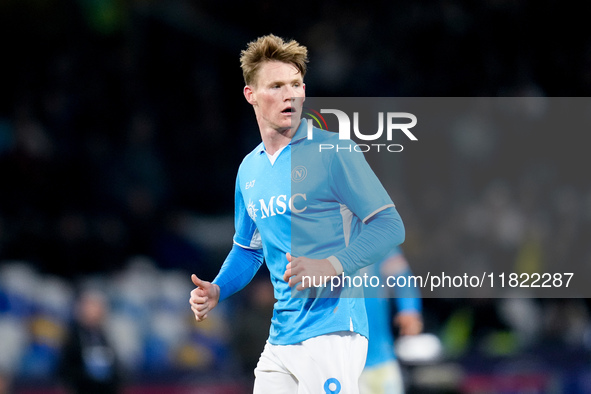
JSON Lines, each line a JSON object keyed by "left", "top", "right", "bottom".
{"left": 189, "top": 34, "right": 405, "bottom": 393}
{"left": 360, "top": 247, "right": 422, "bottom": 394}
{"left": 58, "top": 289, "right": 121, "bottom": 394}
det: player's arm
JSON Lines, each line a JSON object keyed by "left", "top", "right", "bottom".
{"left": 328, "top": 141, "right": 405, "bottom": 276}
{"left": 190, "top": 172, "right": 263, "bottom": 321}
{"left": 215, "top": 171, "right": 265, "bottom": 301}
{"left": 284, "top": 252, "right": 336, "bottom": 290}
{"left": 213, "top": 243, "right": 264, "bottom": 301}
{"left": 393, "top": 276, "right": 423, "bottom": 336}
{"left": 329, "top": 206, "right": 404, "bottom": 276}
{"left": 190, "top": 244, "right": 263, "bottom": 322}
{"left": 284, "top": 141, "right": 405, "bottom": 290}
{"left": 394, "top": 311, "right": 423, "bottom": 336}
{"left": 385, "top": 252, "right": 423, "bottom": 336}
{"left": 284, "top": 199, "right": 404, "bottom": 290}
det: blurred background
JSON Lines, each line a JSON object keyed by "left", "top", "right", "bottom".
{"left": 1, "top": 0, "right": 591, "bottom": 393}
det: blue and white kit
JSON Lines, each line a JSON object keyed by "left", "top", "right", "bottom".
{"left": 212, "top": 119, "right": 405, "bottom": 346}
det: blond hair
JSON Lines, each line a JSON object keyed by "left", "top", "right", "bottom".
{"left": 240, "top": 34, "right": 309, "bottom": 86}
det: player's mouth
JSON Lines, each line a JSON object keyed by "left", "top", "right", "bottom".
{"left": 281, "top": 106, "right": 295, "bottom": 114}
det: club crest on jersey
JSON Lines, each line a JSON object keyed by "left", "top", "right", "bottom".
{"left": 291, "top": 166, "right": 307, "bottom": 182}
{"left": 247, "top": 199, "right": 259, "bottom": 222}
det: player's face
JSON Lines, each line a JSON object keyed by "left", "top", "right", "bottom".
{"left": 244, "top": 61, "right": 305, "bottom": 134}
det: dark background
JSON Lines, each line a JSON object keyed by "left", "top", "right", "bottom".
{"left": 1, "top": 0, "right": 591, "bottom": 393}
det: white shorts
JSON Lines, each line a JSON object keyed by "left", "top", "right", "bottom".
{"left": 359, "top": 360, "right": 404, "bottom": 394}
{"left": 253, "top": 331, "right": 368, "bottom": 394}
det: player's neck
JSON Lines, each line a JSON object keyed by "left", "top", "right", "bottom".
{"left": 260, "top": 126, "right": 296, "bottom": 155}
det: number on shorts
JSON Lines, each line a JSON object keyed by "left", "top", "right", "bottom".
{"left": 324, "top": 378, "right": 341, "bottom": 394}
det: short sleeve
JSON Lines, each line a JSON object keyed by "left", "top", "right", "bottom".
{"left": 232, "top": 173, "right": 263, "bottom": 249}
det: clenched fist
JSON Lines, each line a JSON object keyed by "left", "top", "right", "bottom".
{"left": 189, "top": 274, "right": 220, "bottom": 322}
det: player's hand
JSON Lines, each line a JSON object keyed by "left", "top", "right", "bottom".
{"left": 283, "top": 253, "right": 337, "bottom": 291}
{"left": 394, "top": 312, "right": 423, "bottom": 336}
{"left": 189, "top": 274, "right": 220, "bottom": 322}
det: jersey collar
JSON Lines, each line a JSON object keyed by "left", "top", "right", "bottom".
{"left": 289, "top": 118, "right": 308, "bottom": 145}
{"left": 256, "top": 119, "right": 307, "bottom": 154}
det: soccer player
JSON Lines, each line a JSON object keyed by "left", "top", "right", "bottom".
{"left": 189, "top": 34, "right": 405, "bottom": 394}
{"left": 360, "top": 247, "right": 423, "bottom": 394}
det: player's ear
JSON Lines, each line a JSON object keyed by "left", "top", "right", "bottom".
{"left": 302, "top": 83, "right": 306, "bottom": 103}
{"left": 244, "top": 85, "right": 256, "bottom": 106}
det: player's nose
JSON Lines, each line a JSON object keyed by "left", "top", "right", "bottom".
{"left": 283, "top": 86, "right": 300, "bottom": 100}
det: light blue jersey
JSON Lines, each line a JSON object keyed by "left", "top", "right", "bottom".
{"left": 215, "top": 119, "right": 404, "bottom": 346}
{"left": 363, "top": 247, "right": 421, "bottom": 367}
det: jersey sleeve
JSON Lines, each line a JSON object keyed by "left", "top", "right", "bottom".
{"left": 212, "top": 244, "right": 264, "bottom": 301}
{"left": 332, "top": 207, "right": 405, "bottom": 275}
{"left": 328, "top": 143, "right": 395, "bottom": 223}
{"left": 393, "top": 266, "right": 423, "bottom": 313}
{"left": 232, "top": 172, "right": 262, "bottom": 250}
{"left": 212, "top": 173, "right": 265, "bottom": 301}
{"left": 327, "top": 143, "right": 405, "bottom": 274}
